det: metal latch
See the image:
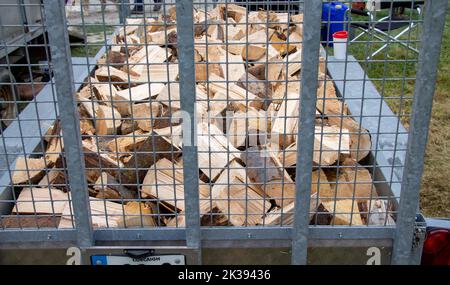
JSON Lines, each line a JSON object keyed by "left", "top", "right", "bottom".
{"left": 412, "top": 214, "right": 427, "bottom": 251}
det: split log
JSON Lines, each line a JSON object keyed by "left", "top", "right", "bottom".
{"left": 260, "top": 167, "right": 338, "bottom": 226}
{"left": 38, "top": 168, "right": 68, "bottom": 191}
{"left": 247, "top": 61, "right": 266, "bottom": 80}
{"left": 241, "top": 44, "right": 266, "bottom": 61}
{"left": 118, "top": 18, "right": 144, "bottom": 39}
{"left": 310, "top": 169, "right": 334, "bottom": 200}
{"left": 218, "top": 4, "right": 247, "bottom": 23}
{"left": 80, "top": 119, "right": 96, "bottom": 136}
{"left": 195, "top": 61, "right": 223, "bottom": 81}
{"left": 59, "top": 198, "right": 126, "bottom": 228}
{"left": 236, "top": 72, "right": 271, "bottom": 100}
{"left": 79, "top": 100, "right": 99, "bottom": 119}
{"left": 245, "top": 29, "right": 275, "bottom": 45}
{"left": 267, "top": 56, "right": 285, "bottom": 84}
{"left": 208, "top": 91, "right": 229, "bottom": 117}
{"left": 94, "top": 105, "right": 122, "bottom": 135}
{"left": 196, "top": 122, "right": 240, "bottom": 180}
{"left": 94, "top": 172, "right": 136, "bottom": 200}
{"left": 320, "top": 199, "right": 363, "bottom": 225}
{"left": 135, "top": 63, "right": 179, "bottom": 83}
{"left": 280, "top": 125, "right": 350, "bottom": 166}
{"left": 327, "top": 116, "right": 372, "bottom": 162}
{"left": 166, "top": 200, "right": 219, "bottom": 227}
{"left": 77, "top": 77, "right": 98, "bottom": 100}
{"left": 146, "top": 28, "right": 177, "bottom": 45}
{"left": 311, "top": 125, "right": 350, "bottom": 165}
{"left": 227, "top": 108, "right": 269, "bottom": 148}
{"left": 119, "top": 127, "right": 179, "bottom": 184}
{"left": 156, "top": 83, "right": 209, "bottom": 115}
{"left": 325, "top": 158, "right": 377, "bottom": 201}
{"left": 95, "top": 66, "right": 139, "bottom": 87}
{"left": 367, "top": 199, "right": 395, "bottom": 226}
{"left": 225, "top": 25, "right": 246, "bottom": 41}
{"left": 285, "top": 49, "right": 302, "bottom": 77}
{"left": 154, "top": 122, "right": 239, "bottom": 181}
{"left": 271, "top": 80, "right": 300, "bottom": 104}
{"left": 116, "top": 82, "right": 166, "bottom": 101}
{"left": 220, "top": 51, "right": 246, "bottom": 82}
{"left": 316, "top": 78, "right": 348, "bottom": 116}
{"left": 270, "top": 32, "right": 296, "bottom": 56}
{"left": 131, "top": 102, "right": 161, "bottom": 132}
{"left": 194, "top": 37, "right": 224, "bottom": 59}
{"left": 120, "top": 119, "right": 139, "bottom": 135}
{"left": 207, "top": 23, "right": 225, "bottom": 41}
{"left": 261, "top": 193, "right": 319, "bottom": 226}
{"left": 107, "top": 130, "right": 149, "bottom": 157}
{"left": 208, "top": 74, "right": 263, "bottom": 110}
{"left": 219, "top": 40, "right": 243, "bottom": 55}
{"left": 44, "top": 122, "right": 63, "bottom": 167}
{"left": 212, "top": 161, "right": 271, "bottom": 226}
{"left": 12, "top": 157, "right": 47, "bottom": 185}
{"left": 117, "top": 202, "right": 156, "bottom": 227}
{"left": 82, "top": 139, "right": 123, "bottom": 179}
{"left": 287, "top": 27, "right": 303, "bottom": 51}
{"left": 106, "top": 48, "right": 127, "bottom": 65}
{"left": 141, "top": 158, "right": 210, "bottom": 212}
{"left": 127, "top": 45, "right": 171, "bottom": 75}
{"left": 241, "top": 146, "right": 295, "bottom": 206}
{"left": 243, "top": 44, "right": 283, "bottom": 85}
{"left": 1, "top": 216, "right": 61, "bottom": 228}
{"left": 290, "top": 13, "right": 304, "bottom": 32}
{"left": 269, "top": 92, "right": 300, "bottom": 148}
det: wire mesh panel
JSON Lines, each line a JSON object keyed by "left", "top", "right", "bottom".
{"left": 0, "top": 0, "right": 447, "bottom": 265}
{"left": 0, "top": 0, "right": 75, "bottom": 230}
{"left": 316, "top": 0, "right": 426, "bottom": 228}
{"left": 64, "top": 0, "right": 308, "bottom": 230}
{"left": 65, "top": 0, "right": 177, "bottom": 229}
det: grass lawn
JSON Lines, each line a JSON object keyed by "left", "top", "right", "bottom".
{"left": 347, "top": 6, "right": 450, "bottom": 217}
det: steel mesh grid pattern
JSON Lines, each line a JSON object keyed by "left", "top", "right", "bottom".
{"left": 0, "top": 0, "right": 422, "bottom": 228}
{"left": 0, "top": 0, "right": 74, "bottom": 230}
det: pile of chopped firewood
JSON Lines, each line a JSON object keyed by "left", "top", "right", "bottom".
{"left": 7, "top": 4, "right": 395, "bottom": 228}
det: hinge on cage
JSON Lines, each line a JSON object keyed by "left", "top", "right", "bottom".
{"left": 412, "top": 214, "right": 427, "bottom": 251}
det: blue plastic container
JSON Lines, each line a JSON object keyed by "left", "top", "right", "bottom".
{"left": 321, "top": 2, "right": 349, "bottom": 46}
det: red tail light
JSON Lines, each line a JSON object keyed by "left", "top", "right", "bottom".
{"left": 421, "top": 229, "right": 450, "bottom": 265}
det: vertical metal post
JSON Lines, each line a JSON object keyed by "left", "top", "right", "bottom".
{"left": 119, "top": 0, "right": 130, "bottom": 24}
{"left": 291, "top": 0, "right": 323, "bottom": 265}
{"left": 43, "top": 0, "right": 93, "bottom": 247}
{"left": 392, "top": 0, "right": 448, "bottom": 265}
{"left": 175, "top": 0, "right": 201, "bottom": 264}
